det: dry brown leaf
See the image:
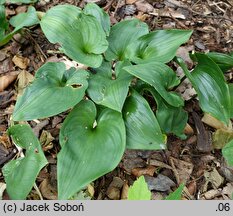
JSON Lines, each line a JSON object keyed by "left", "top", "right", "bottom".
{"left": 222, "top": 183, "right": 233, "bottom": 198}
{"left": 0, "top": 183, "right": 6, "bottom": 200}
{"left": 135, "top": 0, "right": 154, "bottom": 13}
{"left": 202, "top": 113, "right": 232, "bottom": 130}
{"left": 12, "top": 55, "right": 30, "bottom": 69}
{"left": 149, "top": 159, "right": 173, "bottom": 170}
{"left": 184, "top": 123, "right": 194, "bottom": 135}
{"left": 135, "top": 11, "right": 149, "bottom": 21}
{"left": 106, "top": 187, "right": 120, "bottom": 200}
{"left": 0, "top": 71, "right": 19, "bottom": 92}
{"left": 176, "top": 46, "right": 194, "bottom": 68}
{"left": 203, "top": 168, "right": 224, "bottom": 191}
{"left": 170, "top": 157, "right": 194, "bottom": 184}
{"left": 39, "top": 130, "right": 54, "bottom": 152}
{"left": 201, "top": 189, "right": 221, "bottom": 200}
{"left": 187, "top": 181, "right": 196, "bottom": 196}
{"left": 0, "top": 50, "right": 7, "bottom": 61}
{"left": 106, "top": 177, "right": 124, "bottom": 200}
{"left": 126, "top": 0, "right": 138, "bottom": 4}
{"left": 39, "top": 179, "right": 57, "bottom": 200}
{"left": 17, "top": 70, "right": 34, "bottom": 96}
{"left": 121, "top": 182, "right": 129, "bottom": 200}
{"left": 132, "top": 165, "right": 156, "bottom": 177}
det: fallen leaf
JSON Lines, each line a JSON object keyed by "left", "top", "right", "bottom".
{"left": 203, "top": 168, "right": 224, "bottom": 190}
{"left": 219, "top": 166, "right": 233, "bottom": 182}
{"left": 135, "top": 0, "right": 154, "bottom": 13}
{"left": 132, "top": 165, "right": 156, "bottom": 177}
{"left": 186, "top": 181, "right": 196, "bottom": 196}
{"left": 0, "top": 58, "right": 14, "bottom": 75}
{"left": 149, "top": 159, "right": 173, "bottom": 170}
{"left": 106, "top": 177, "right": 124, "bottom": 200}
{"left": 135, "top": 12, "right": 149, "bottom": 21}
{"left": 201, "top": 189, "right": 221, "bottom": 200}
{"left": 12, "top": 55, "right": 30, "bottom": 69}
{"left": 0, "top": 183, "right": 6, "bottom": 200}
{"left": 122, "top": 157, "right": 146, "bottom": 173}
{"left": 39, "top": 130, "right": 54, "bottom": 152}
{"left": 184, "top": 123, "right": 194, "bottom": 135}
{"left": 126, "top": 0, "right": 138, "bottom": 4}
{"left": 121, "top": 182, "right": 129, "bottom": 200}
{"left": 106, "top": 187, "right": 120, "bottom": 200}
{"left": 170, "top": 157, "right": 193, "bottom": 184}
{"left": 0, "top": 71, "right": 19, "bottom": 92}
{"left": 0, "top": 50, "right": 7, "bottom": 61}
{"left": 17, "top": 70, "right": 34, "bottom": 96}
{"left": 176, "top": 46, "right": 194, "bottom": 68}
{"left": 222, "top": 183, "right": 233, "bottom": 198}
{"left": 145, "top": 174, "right": 176, "bottom": 191}
{"left": 202, "top": 113, "right": 232, "bottom": 130}
{"left": 39, "top": 178, "right": 57, "bottom": 200}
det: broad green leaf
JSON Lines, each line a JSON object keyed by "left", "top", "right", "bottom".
{"left": 40, "top": 5, "right": 108, "bottom": 68}
{"left": 124, "top": 62, "right": 183, "bottom": 107}
{"left": 9, "top": 6, "right": 39, "bottom": 27}
{"left": 222, "top": 140, "right": 233, "bottom": 167}
{"left": 87, "top": 61, "right": 133, "bottom": 112}
{"left": 128, "top": 176, "right": 151, "bottom": 200}
{"left": 126, "top": 29, "right": 192, "bottom": 64}
{"left": 105, "top": 19, "right": 149, "bottom": 61}
{"left": 176, "top": 54, "right": 231, "bottom": 125}
{"left": 0, "top": 0, "right": 4, "bottom": 4}
{"left": 229, "top": 84, "right": 233, "bottom": 118}
{"left": 0, "top": 5, "right": 8, "bottom": 39}
{"left": 13, "top": 62, "right": 88, "bottom": 121}
{"left": 207, "top": 52, "right": 233, "bottom": 72}
{"left": 0, "top": 6, "right": 39, "bottom": 46}
{"left": 147, "top": 87, "right": 187, "bottom": 139}
{"left": 58, "top": 100, "right": 126, "bottom": 199}
{"left": 165, "top": 183, "right": 185, "bottom": 200}
{"left": 84, "top": 3, "right": 110, "bottom": 36}
{"left": 123, "top": 89, "right": 166, "bottom": 150}
{"left": 3, "top": 124, "right": 47, "bottom": 199}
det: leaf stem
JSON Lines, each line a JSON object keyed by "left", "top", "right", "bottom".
{"left": 36, "top": 11, "right": 46, "bottom": 20}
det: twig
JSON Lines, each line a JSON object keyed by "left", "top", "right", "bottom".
{"left": 34, "top": 183, "right": 43, "bottom": 200}
{"left": 103, "top": 0, "right": 116, "bottom": 11}
{"left": 24, "top": 30, "right": 47, "bottom": 62}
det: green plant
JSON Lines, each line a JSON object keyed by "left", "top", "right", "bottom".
{"left": 128, "top": 176, "right": 151, "bottom": 200}
{"left": 1, "top": 3, "right": 233, "bottom": 200}
{"left": 127, "top": 176, "right": 185, "bottom": 200}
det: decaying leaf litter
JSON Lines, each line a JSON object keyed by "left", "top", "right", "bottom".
{"left": 0, "top": 0, "right": 233, "bottom": 200}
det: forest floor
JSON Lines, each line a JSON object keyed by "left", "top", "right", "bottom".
{"left": 0, "top": 0, "right": 233, "bottom": 200}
